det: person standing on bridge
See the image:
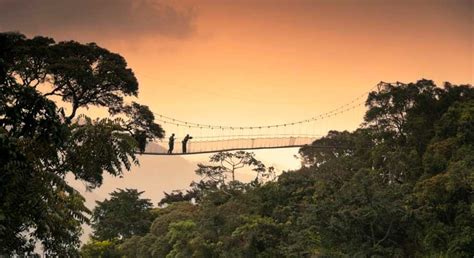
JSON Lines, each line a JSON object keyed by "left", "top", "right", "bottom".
{"left": 168, "top": 133, "right": 175, "bottom": 154}
{"left": 182, "top": 134, "right": 193, "bottom": 153}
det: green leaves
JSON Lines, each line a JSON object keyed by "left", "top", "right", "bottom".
{"left": 231, "top": 215, "right": 285, "bottom": 257}
{"left": 91, "top": 189, "right": 154, "bottom": 241}
{"left": 0, "top": 32, "right": 163, "bottom": 255}
{"left": 412, "top": 100, "right": 474, "bottom": 256}
{"left": 297, "top": 81, "right": 473, "bottom": 256}
{"left": 80, "top": 239, "right": 121, "bottom": 258}
{"left": 66, "top": 117, "right": 139, "bottom": 187}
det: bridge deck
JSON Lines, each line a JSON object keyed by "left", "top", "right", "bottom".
{"left": 142, "top": 136, "right": 318, "bottom": 155}
{"left": 141, "top": 144, "right": 307, "bottom": 155}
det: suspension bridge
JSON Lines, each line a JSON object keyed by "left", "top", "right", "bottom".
{"left": 142, "top": 84, "right": 378, "bottom": 155}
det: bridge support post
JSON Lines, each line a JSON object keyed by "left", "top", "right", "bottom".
{"left": 289, "top": 137, "right": 295, "bottom": 146}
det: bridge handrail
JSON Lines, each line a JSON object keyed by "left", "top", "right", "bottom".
{"left": 156, "top": 134, "right": 321, "bottom": 143}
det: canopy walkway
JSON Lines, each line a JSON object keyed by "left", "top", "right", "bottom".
{"left": 140, "top": 84, "right": 380, "bottom": 155}
{"left": 143, "top": 135, "right": 319, "bottom": 155}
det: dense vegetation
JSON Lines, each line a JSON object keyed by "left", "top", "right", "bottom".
{"left": 0, "top": 32, "right": 163, "bottom": 256}
{"left": 82, "top": 81, "right": 473, "bottom": 257}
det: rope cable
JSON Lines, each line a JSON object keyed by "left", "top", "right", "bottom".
{"left": 152, "top": 84, "right": 376, "bottom": 130}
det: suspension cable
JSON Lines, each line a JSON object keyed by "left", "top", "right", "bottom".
{"left": 152, "top": 84, "right": 375, "bottom": 130}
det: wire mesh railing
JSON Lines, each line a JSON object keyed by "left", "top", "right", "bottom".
{"left": 143, "top": 136, "right": 319, "bottom": 155}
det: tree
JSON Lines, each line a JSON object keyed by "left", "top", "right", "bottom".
{"left": 165, "top": 220, "right": 199, "bottom": 258}
{"left": 159, "top": 151, "right": 274, "bottom": 206}
{"left": 230, "top": 216, "right": 285, "bottom": 257}
{"left": 196, "top": 151, "right": 272, "bottom": 184}
{"left": 75, "top": 80, "right": 472, "bottom": 257}
{"left": 80, "top": 239, "right": 120, "bottom": 258}
{"left": 412, "top": 100, "right": 474, "bottom": 256}
{"left": 0, "top": 32, "right": 163, "bottom": 255}
{"left": 118, "top": 202, "right": 200, "bottom": 258}
{"left": 91, "top": 189, "right": 154, "bottom": 241}
{"left": 298, "top": 80, "right": 473, "bottom": 256}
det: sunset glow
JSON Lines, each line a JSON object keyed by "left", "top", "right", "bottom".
{"left": 1, "top": 0, "right": 472, "bottom": 252}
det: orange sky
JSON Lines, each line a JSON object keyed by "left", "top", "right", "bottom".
{"left": 88, "top": 0, "right": 472, "bottom": 136}
{"left": 1, "top": 0, "right": 472, "bottom": 214}
{"left": 2, "top": 0, "right": 471, "bottom": 131}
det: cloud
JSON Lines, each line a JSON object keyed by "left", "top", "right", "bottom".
{"left": 0, "top": 0, "right": 195, "bottom": 40}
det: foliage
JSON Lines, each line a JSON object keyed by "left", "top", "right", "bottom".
{"left": 91, "top": 189, "right": 155, "bottom": 241}
{"left": 298, "top": 80, "right": 473, "bottom": 256}
{"left": 196, "top": 151, "right": 272, "bottom": 183}
{"left": 230, "top": 215, "right": 285, "bottom": 257}
{"left": 118, "top": 202, "right": 202, "bottom": 257}
{"left": 159, "top": 151, "right": 275, "bottom": 206}
{"left": 112, "top": 80, "right": 472, "bottom": 257}
{"left": 0, "top": 32, "right": 163, "bottom": 255}
{"left": 80, "top": 239, "right": 120, "bottom": 258}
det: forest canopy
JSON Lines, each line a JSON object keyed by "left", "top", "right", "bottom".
{"left": 83, "top": 80, "right": 473, "bottom": 257}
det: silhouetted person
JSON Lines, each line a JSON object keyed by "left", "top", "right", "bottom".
{"left": 182, "top": 134, "right": 193, "bottom": 153}
{"left": 168, "top": 133, "right": 175, "bottom": 154}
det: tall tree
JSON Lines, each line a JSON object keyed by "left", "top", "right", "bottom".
{"left": 196, "top": 151, "right": 269, "bottom": 183}
{"left": 0, "top": 32, "right": 163, "bottom": 255}
{"left": 91, "top": 189, "right": 154, "bottom": 241}
{"left": 159, "top": 151, "right": 274, "bottom": 206}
